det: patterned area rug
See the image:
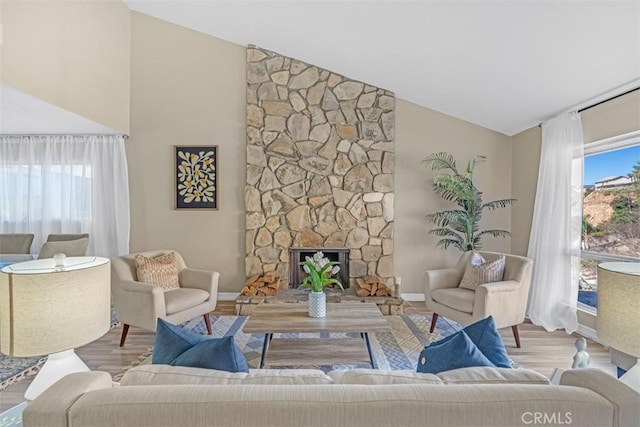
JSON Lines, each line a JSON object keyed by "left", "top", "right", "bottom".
{"left": 120, "top": 314, "right": 460, "bottom": 375}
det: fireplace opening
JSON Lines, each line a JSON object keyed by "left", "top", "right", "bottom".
{"left": 289, "top": 247, "right": 350, "bottom": 289}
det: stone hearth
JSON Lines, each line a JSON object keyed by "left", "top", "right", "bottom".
{"left": 245, "top": 46, "right": 395, "bottom": 289}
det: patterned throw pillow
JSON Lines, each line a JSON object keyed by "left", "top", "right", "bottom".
{"left": 458, "top": 252, "right": 485, "bottom": 289}
{"left": 135, "top": 252, "right": 180, "bottom": 291}
{"left": 459, "top": 253, "right": 506, "bottom": 290}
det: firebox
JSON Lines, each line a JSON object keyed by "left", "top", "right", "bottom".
{"left": 289, "top": 247, "right": 350, "bottom": 289}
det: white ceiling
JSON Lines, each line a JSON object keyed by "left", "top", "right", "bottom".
{"left": 124, "top": 0, "right": 640, "bottom": 136}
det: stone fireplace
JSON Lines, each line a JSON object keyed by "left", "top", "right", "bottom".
{"left": 289, "top": 247, "right": 350, "bottom": 289}
{"left": 245, "top": 46, "right": 395, "bottom": 289}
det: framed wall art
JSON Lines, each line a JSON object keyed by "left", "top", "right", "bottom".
{"left": 175, "top": 145, "right": 218, "bottom": 209}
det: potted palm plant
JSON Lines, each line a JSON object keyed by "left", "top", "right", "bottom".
{"left": 299, "top": 252, "right": 344, "bottom": 318}
{"left": 422, "top": 152, "right": 515, "bottom": 251}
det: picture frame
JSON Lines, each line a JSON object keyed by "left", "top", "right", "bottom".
{"left": 175, "top": 145, "right": 218, "bottom": 210}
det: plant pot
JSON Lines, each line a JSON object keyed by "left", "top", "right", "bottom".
{"left": 308, "top": 291, "right": 326, "bottom": 318}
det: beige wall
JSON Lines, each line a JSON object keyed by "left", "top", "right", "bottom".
{"left": 128, "top": 12, "right": 246, "bottom": 292}
{"left": 395, "top": 100, "right": 512, "bottom": 294}
{"left": 510, "top": 126, "right": 542, "bottom": 256}
{"left": 582, "top": 90, "right": 640, "bottom": 143}
{"left": 1, "top": 0, "right": 131, "bottom": 133}
{"left": 128, "top": 14, "right": 514, "bottom": 295}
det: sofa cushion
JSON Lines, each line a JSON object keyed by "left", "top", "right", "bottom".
{"left": 152, "top": 318, "right": 248, "bottom": 373}
{"left": 417, "top": 330, "right": 495, "bottom": 374}
{"left": 437, "top": 367, "right": 550, "bottom": 385}
{"left": 121, "top": 364, "right": 248, "bottom": 386}
{"left": 135, "top": 252, "right": 180, "bottom": 291}
{"left": 459, "top": 253, "right": 506, "bottom": 290}
{"left": 120, "top": 365, "right": 333, "bottom": 386}
{"left": 244, "top": 369, "right": 333, "bottom": 385}
{"left": 431, "top": 288, "right": 475, "bottom": 313}
{"left": 164, "top": 288, "right": 209, "bottom": 314}
{"left": 328, "top": 369, "right": 442, "bottom": 385}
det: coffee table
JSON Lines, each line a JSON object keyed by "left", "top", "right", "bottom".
{"left": 242, "top": 302, "right": 391, "bottom": 368}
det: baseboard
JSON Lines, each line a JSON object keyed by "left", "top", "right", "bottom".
{"left": 218, "top": 292, "right": 426, "bottom": 302}
{"left": 576, "top": 323, "right": 600, "bottom": 343}
{"left": 218, "top": 292, "right": 240, "bottom": 301}
{"left": 400, "top": 293, "right": 425, "bottom": 302}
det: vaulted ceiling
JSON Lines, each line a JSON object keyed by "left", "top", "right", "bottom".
{"left": 4, "top": 1, "right": 638, "bottom": 136}
{"left": 124, "top": 0, "right": 640, "bottom": 136}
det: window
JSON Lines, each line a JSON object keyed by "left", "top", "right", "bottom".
{"left": 0, "top": 134, "right": 130, "bottom": 257}
{"left": 0, "top": 164, "right": 92, "bottom": 229}
{"left": 579, "top": 131, "right": 640, "bottom": 310}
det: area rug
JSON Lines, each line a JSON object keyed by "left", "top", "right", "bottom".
{"left": 116, "top": 314, "right": 460, "bottom": 378}
{"left": 0, "top": 305, "right": 120, "bottom": 390}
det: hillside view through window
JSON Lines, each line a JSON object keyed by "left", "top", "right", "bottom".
{"left": 580, "top": 144, "right": 640, "bottom": 309}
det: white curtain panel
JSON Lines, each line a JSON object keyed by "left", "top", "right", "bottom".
{"left": 0, "top": 135, "right": 130, "bottom": 257}
{"left": 527, "top": 112, "right": 584, "bottom": 333}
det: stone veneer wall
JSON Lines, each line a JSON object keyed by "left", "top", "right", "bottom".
{"left": 245, "top": 46, "right": 395, "bottom": 288}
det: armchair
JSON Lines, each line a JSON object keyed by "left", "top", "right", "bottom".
{"left": 425, "top": 251, "right": 533, "bottom": 348}
{"left": 0, "top": 233, "right": 34, "bottom": 254}
{"left": 111, "top": 250, "right": 219, "bottom": 346}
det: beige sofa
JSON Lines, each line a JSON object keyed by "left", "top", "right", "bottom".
{"left": 24, "top": 366, "right": 639, "bottom": 427}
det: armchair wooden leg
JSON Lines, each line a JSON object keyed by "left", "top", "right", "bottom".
{"left": 204, "top": 313, "right": 212, "bottom": 335}
{"left": 430, "top": 313, "right": 439, "bottom": 333}
{"left": 119, "top": 324, "right": 130, "bottom": 347}
{"left": 512, "top": 325, "right": 521, "bottom": 348}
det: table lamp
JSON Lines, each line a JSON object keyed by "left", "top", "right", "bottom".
{"left": 596, "top": 262, "right": 640, "bottom": 393}
{"left": 0, "top": 256, "right": 110, "bottom": 400}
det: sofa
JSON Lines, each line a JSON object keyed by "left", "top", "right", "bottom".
{"left": 23, "top": 365, "right": 639, "bottom": 427}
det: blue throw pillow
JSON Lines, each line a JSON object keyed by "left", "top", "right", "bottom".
{"left": 152, "top": 318, "right": 249, "bottom": 373}
{"left": 416, "top": 330, "right": 495, "bottom": 374}
{"left": 431, "top": 316, "right": 512, "bottom": 368}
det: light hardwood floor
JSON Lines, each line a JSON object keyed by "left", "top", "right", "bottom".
{"left": 0, "top": 301, "right": 616, "bottom": 411}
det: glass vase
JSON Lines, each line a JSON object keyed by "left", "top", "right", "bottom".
{"left": 308, "top": 291, "right": 326, "bottom": 318}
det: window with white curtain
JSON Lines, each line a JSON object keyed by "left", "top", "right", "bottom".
{"left": 579, "top": 131, "right": 640, "bottom": 312}
{"left": 0, "top": 135, "right": 130, "bottom": 257}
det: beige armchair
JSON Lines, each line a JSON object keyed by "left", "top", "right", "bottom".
{"left": 38, "top": 237, "right": 89, "bottom": 258}
{"left": 0, "top": 233, "right": 34, "bottom": 254}
{"left": 425, "top": 251, "right": 533, "bottom": 348}
{"left": 111, "top": 250, "right": 219, "bottom": 347}
{"left": 46, "top": 233, "right": 90, "bottom": 242}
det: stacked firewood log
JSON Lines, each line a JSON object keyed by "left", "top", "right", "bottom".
{"left": 355, "top": 275, "right": 393, "bottom": 297}
{"left": 241, "top": 271, "right": 282, "bottom": 296}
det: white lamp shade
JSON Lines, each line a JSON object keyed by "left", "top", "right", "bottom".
{"left": 0, "top": 257, "right": 110, "bottom": 357}
{"left": 596, "top": 262, "right": 640, "bottom": 358}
